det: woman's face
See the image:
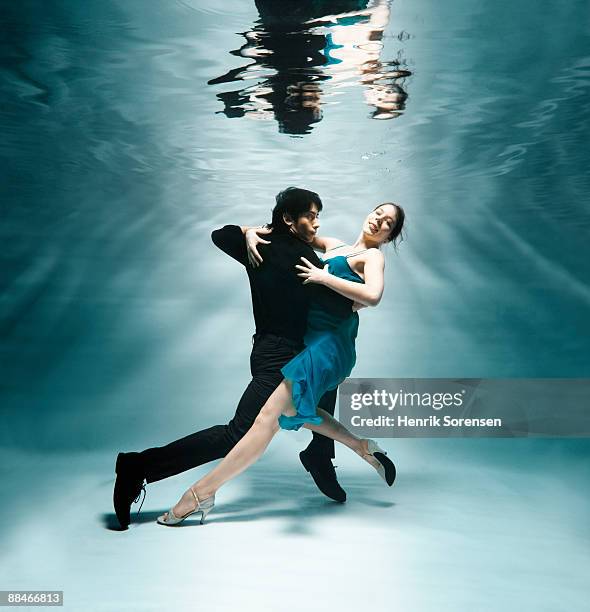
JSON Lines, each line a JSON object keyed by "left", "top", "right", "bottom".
{"left": 363, "top": 204, "right": 397, "bottom": 244}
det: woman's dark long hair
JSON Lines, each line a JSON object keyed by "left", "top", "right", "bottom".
{"left": 376, "top": 202, "right": 405, "bottom": 249}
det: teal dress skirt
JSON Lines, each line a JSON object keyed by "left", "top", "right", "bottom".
{"left": 278, "top": 255, "right": 363, "bottom": 431}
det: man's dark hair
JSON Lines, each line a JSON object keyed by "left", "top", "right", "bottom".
{"left": 270, "top": 187, "right": 323, "bottom": 234}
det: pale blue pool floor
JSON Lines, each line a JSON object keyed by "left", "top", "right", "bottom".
{"left": 1, "top": 439, "right": 588, "bottom": 611}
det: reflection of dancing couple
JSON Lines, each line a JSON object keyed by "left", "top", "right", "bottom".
{"left": 113, "top": 187, "right": 405, "bottom": 529}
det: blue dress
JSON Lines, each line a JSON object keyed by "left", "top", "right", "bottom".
{"left": 278, "top": 255, "right": 364, "bottom": 431}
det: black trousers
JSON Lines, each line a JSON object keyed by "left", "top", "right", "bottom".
{"left": 139, "top": 333, "right": 337, "bottom": 484}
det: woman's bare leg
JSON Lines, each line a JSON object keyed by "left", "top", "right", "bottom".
{"left": 164, "top": 380, "right": 296, "bottom": 519}
{"left": 165, "top": 384, "right": 379, "bottom": 519}
{"left": 304, "top": 408, "right": 383, "bottom": 470}
{"left": 304, "top": 407, "right": 363, "bottom": 450}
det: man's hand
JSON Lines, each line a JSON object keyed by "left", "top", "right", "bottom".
{"left": 352, "top": 301, "right": 367, "bottom": 312}
{"left": 295, "top": 257, "right": 331, "bottom": 285}
{"left": 245, "top": 227, "right": 273, "bottom": 267}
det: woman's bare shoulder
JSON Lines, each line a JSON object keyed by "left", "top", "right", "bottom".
{"left": 362, "top": 248, "right": 385, "bottom": 269}
{"left": 365, "top": 247, "right": 385, "bottom": 261}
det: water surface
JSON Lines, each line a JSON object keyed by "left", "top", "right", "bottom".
{"left": 1, "top": 0, "right": 588, "bottom": 445}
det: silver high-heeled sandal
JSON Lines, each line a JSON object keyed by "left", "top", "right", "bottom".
{"left": 364, "top": 440, "right": 396, "bottom": 486}
{"left": 157, "top": 488, "right": 215, "bottom": 526}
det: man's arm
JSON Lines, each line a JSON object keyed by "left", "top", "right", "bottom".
{"left": 211, "top": 225, "right": 248, "bottom": 265}
{"left": 310, "top": 235, "right": 346, "bottom": 253}
{"left": 212, "top": 224, "right": 272, "bottom": 268}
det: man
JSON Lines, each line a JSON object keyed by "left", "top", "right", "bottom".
{"left": 113, "top": 187, "right": 352, "bottom": 529}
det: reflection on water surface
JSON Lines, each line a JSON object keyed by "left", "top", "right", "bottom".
{"left": 208, "top": 0, "right": 411, "bottom": 134}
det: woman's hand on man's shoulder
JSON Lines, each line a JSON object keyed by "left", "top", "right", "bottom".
{"left": 245, "top": 226, "right": 273, "bottom": 267}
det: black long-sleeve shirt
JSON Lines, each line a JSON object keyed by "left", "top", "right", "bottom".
{"left": 211, "top": 225, "right": 353, "bottom": 343}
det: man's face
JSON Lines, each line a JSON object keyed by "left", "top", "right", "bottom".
{"left": 290, "top": 202, "right": 320, "bottom": 243}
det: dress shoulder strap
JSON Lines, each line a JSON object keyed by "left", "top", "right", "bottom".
{"left": 345, "top": 249, "right": 370, "bottom": 259}
{"left": 325, "top": 243, "right": 347, "bottom": 252}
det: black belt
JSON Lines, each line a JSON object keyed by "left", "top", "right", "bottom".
{"left": 252, "top": 332, "right": 303, "bottom": 350}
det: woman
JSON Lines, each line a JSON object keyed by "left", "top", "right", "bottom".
{"left": 158, "top": 202, "right": 405, "bottom": 525}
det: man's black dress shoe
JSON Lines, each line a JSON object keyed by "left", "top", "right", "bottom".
{"left": 299, "top": 448, "right": 347, "bottom": 503}
{"left": 113, "top": 452, "right": 146, "bottom": 530}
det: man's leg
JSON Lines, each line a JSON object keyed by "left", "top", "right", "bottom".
{"left": 304, "top": 388, "right": 337, "bottom": 458}
{"left": 299, "top": 387, "right": 347, "bottom": 503}
{"left": 113, "top": 335, "right": 294, "bottom": 528}
{"left": 138, "top": 377, "right": 276, "bottom": 484}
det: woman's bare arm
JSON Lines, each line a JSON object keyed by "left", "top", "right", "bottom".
{"left": 297, "top": 250, "right": 385, "bottom": 307}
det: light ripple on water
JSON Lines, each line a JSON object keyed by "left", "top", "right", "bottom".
{"left": 1, "top": 0, "right": 589, "bottom": 446}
